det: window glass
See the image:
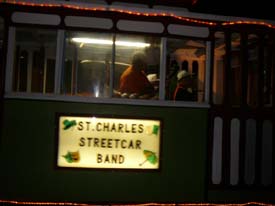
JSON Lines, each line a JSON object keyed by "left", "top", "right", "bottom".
{"left": 166, "top": 38, "right": 206, "bottom": 102}
{"left": 213, "top": 32, "right": 225, "bottom": 105}
{"left": 247, "top": 34, "right": 259, "bottom": 107}
{"left": 13, "top": 27, "right": 57, "bottom": 93}
{"left": 62, "top": 31, "right": 112, "bottom": 97}
{"left": 113, "top": 34, "right": 160, "bottom": 100}
{"left": 263, "top": 35, "right": 272, "bottom": 107}
{"left": 0, "top": 17, "right": 4, "bottom": 93}
{"left": 230, "top": 33, "right": 241, "bottom": 106}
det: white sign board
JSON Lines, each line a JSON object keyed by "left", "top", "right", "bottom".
{"left": 57, "top": 115, "right": 161, "bottom": 169}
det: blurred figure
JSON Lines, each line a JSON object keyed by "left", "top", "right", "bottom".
{"left": 119, "top": 52, "right": 155, "bottom": 97}
{"left": 173, "top": 70, "right": 196, "bottom": 101}
{"left": 166, "top": 60, "right": 179, "bottom": 100}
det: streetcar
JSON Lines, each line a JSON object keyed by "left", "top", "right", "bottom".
{"left": 0, "top": 0, "right": 274, "bottom": 205}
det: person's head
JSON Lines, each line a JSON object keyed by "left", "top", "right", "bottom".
{"left": 177, "top": 70, "right": 194, "bottom": 87}
{"left": 131, "top": 52, "right": 147, "bottom": 71}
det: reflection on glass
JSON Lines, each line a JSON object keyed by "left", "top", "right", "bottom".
{"left": 62, "top": 31, "right": 112, "bottom": 97}
{"left": 231, "top": 33, "right": 241, "bottom": 106}
{"left": 13, "top": 27, "right": 57, "bottom": 93}
{"left": 263, "top": 35, "right": 272, "bottom": 106}
{"left": 213, "top": 32, "right": 225, "bottom": 104}
{"left": 247, "top": 34, "right": 259, "bottom": 107}
{"left": 113, "top": 34, "right": 160, "bottom": 99}
{"left": 0, "top": 17, "right": 3, "bottom": 93}
{"left": 165, "top": 38, "right": 206, "bottom": 102}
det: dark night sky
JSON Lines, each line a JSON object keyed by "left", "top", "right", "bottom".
{"left": 189, "top": 0, "right": 275, "bottom": 20}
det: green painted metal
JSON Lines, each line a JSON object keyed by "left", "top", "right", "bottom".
{"left": 0, "top": 99, "right": 208, "bottom": 203}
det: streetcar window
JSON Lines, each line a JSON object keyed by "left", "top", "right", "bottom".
{"left": 213, "top": 31, "right": 225, "bottom": 105}
{"left": 61, "top": 32, "right": 160, "bottom": 100}
{"left": 62, "top": 31, "right": 112, "bottom": 97}
{"left": 12, "top": 27, "right": 57, "bottom": 93}
{"left": 0, "top": 17, "right": 4, "bottom": 93}
{"left": 165, "top": 38, "right": 206, "bottom": 102}
{"left": 113, "top": 34, "right": 160, "bottom": 100}
{"left": 9, "top": 26, "right": 208, "bottom": 104}
{"left": 231, "top": 32, "right": 241, "bottom": 106}
{"left": 263, "top": 34, "right": 273, "bottom": 107}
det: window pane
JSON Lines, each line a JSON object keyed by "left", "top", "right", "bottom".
{"left": 113, "top": 34, "right": 160, "bottom": 100}
{"left": 231, "top": 33, "right": 241, "bottom": 106}
{"left": 13, "top": 27, "right": 57, "bottom": 93}
{"left": 62, "top": 31, "right": 112, "bottom": 97}
{"left": 0, "top": 17, "right": 3, "bottom": 93}
{"left": 263, "top": 35, "right": 272, "bottom": 107}
{"left": 213, "top": 32, "right": 225, "bottom": 104}
{"left": 247, "top": 34, "right": 259, "bottom": 107}
{"left": 166, "top": 38, "right": 206, "bottom": 102}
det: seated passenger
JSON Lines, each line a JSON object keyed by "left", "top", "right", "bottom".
{"left": 173, "top": 70, "right": 196, "bottom": 101}
{"left": 166, "top": 60, "right": 180, "bottom": 100}
{"left": 119, "top": 52, "right": 155, "bottom": 98}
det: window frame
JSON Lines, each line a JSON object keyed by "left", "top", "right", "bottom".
{"left": 4, "top": 25, "right": 211, "bottom": 108}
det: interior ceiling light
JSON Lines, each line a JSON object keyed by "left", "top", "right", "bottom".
{"left": 72, "top": 38, "right": 150, "bottom": 48}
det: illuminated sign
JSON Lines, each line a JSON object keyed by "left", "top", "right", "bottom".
{"left": 57, "top": 115, "right": 161, "bottom": 169}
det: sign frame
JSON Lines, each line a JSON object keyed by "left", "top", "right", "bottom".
{"left": 55, "top": 113, "right": 162, "bottom": 171}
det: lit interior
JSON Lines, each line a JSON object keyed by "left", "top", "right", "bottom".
{"left": 71, "top": 37, "right": 151, "bottom": 48}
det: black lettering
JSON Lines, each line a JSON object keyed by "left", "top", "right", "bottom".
{"left": 118, "top": 124, "right": 123, "bottom": 132}
{"left": 79, "top": 137, "right": 85, "bottom": 146}
{"left": 132, "top": 124, "right": 137, "bottom": 133}
{"left": 86, "top": 121, "right": 91, "bottom": 130}
{"left": 138, "top": 124, "right": 144, "bottom": 133}
{"left": 98, "top": 154, "right": 125, "bottom": 164}
{"left": 128, "top": 140, "right": 134, "bottom": 149}
{"left": 87, "top": 137, "right": 93, "bottom": 147}
{"left": 94, "top": 138, "right": 99, "bottom": 147}
{"left": 125, "top": 124, "right": 130, "bottom": 133}
{"left": 77, "top": 121, "right": 84, "bottom": 130}
{"left": 135, "top": 140, "right": 142, "bottom": 149}
{"left": 96, "top": 123, "right": 102, "bottom": 131}
{"left": 104, "top": 154, "right": 110, "bottom": 163}
{"left": 112, "top": 154, "right": 117, "bottom": 163}
{"left": 107, "top": 139, "right": 112, "bottom": 148}
{"left": 101, "top": 138, "right": 106, "bottom": 148}
{"left": 114, "top": 139, "right": 120, "bottom": 148}
{"left": 110, "top": 123, "right": 116, "bottom": 132}
{"left": 121, "top": 139, "right": 127, "bottom": 148}
{"left": 119, "top": 155, "right": 124, "bottom": 164}
{"left": 97, "top": 153, "right": 102, "bottom": 163}
{"left": 103, "top": 122, "right": 109, "bottom": 131}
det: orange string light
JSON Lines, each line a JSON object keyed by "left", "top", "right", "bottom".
{"left": 0, "top": 0, "right": 216, "bottom": 26}
{"left": 0, "top": 200, "right": 274, "bottom": 206}
{"left": 5, "top": 0, "right": 272, "bottom": 29}
{"left": 222, "top": 21, "right": 273, "bottom": 28}
{"left": 0, "top": 200, "right": 275, "bottom": 206}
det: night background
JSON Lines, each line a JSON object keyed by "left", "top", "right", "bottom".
{"left": 190, "top": 0, "right": 275, "bottom": 20}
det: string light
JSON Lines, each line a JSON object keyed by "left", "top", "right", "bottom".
{"left": 0, "top": 200, "right": 275, "bottom": 206}
{"left": 0, "top": 3, "right": 272, "bottom": 206}
{"left": 0, "top": 0, "right": 274, "bottom": 29}
{"left": 2, "top": 0, "right": 274, "bottom": 28}
{"left": 222, "top": 21, "right": 273, "bottom": 28}
{"left": 1, "top": 0, "right": 215, "bottom": 26}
